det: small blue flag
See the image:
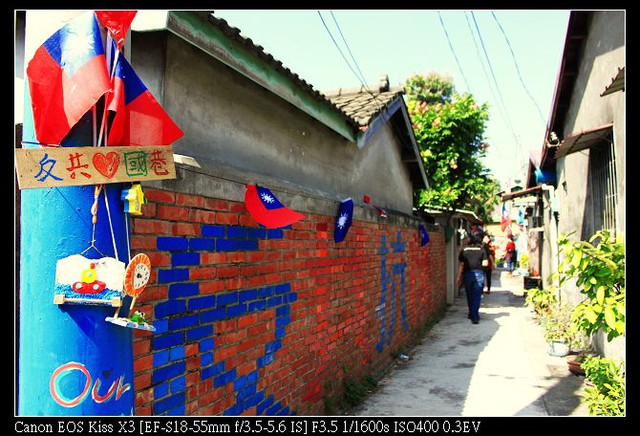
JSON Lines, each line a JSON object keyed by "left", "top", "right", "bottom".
{"left": 334, "top": 198, "right": 354, "bottom": 243}
{"left": 419, "top": 224, "right": 429, "bottom": 246}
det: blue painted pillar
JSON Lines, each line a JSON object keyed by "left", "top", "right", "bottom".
{"left": 18, "top": 11, "right": 134, "bottom": 416}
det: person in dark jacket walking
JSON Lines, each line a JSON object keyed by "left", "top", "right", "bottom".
{"left": 482, "top": 233, "right": 495, "bottom": 294}
{"left": 458, "top": 230, "right": 489, "bottom": 324}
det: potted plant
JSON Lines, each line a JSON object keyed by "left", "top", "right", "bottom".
{"left": 542, "top": 303, "right": 572, "bottom": 357}
{"left": 565, "top": 326, "right": 594, "bottom": 375}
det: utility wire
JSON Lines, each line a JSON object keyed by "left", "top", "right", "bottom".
{"left": 330, "top": 11, "right": 370, "bottom": 92}
{"left": 463, "top": 12, "right": 510, "bottom": 132}
{"left": 469, "top": 11, "right": 522, "bottom": 155}
{"left": 437, "top": 11, "right": 471, "bottom": 93}
{"left": 491, "top": 11, "right": 546, "bottom": 126}
{"left": 317, "top": 11, "right": 370, "bottom": 92}
{"left": 316, "top": 10, "right": 384, "bottom": 112}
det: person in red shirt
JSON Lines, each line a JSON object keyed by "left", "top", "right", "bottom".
{"left": 505, "top": 234, "right": 517, "bottom": 275}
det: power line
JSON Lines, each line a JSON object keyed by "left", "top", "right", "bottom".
{"left": 469, "top": 11, "right": 522, "bottom": 154}
{"left": 329, "top": 11, "right": 370, "bottom": 91}
{"left": 490, "top": 11, "right": 546, "bottom": 126}
{"left": 316, "top": 10, "right": 384, "bottom": 112}
{"left": 317, "top": 11, "right": 370, "bottom": 92}
{"left": 463, "top": 12, "right": 509, "bottom": 133}
{"left": 437, "top": 11, "right": 471, "bottom": 93}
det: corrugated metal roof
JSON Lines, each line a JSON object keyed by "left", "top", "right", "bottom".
{"left": 554, "top": 123, "right": 613, "bottom": 158}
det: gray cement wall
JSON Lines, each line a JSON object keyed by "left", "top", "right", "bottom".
{"left": 556, "top": 11, "right": 625, "bottom": 240}
{"left": 132, "top": 31, "right": 415, "bottom": 216}
{"left": 553, "top": 11, "right": 625, "bottom": 361}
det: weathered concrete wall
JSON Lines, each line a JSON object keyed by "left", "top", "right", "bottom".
{"left": 132, "top": 31, "right": 415, "bottom": 216}
{"left": 555, "top": 11, "right": 625, "bottom": 240}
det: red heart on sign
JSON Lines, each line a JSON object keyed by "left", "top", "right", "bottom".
{"left": 93, "top": 152, "right": 120, "bottom": 179}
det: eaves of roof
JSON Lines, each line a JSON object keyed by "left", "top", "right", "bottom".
{"left": 528, "top": 11, "right": 588, "bottom": 179}
{"left": 501, "top": 186, "right": 542, "bottom": 202}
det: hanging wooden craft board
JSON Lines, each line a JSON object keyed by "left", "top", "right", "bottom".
{"left": 15, "top": 145, "right": 176, "bottom": 189}
{"left": 54, "top": 255, "right": 125, "bottom": 306}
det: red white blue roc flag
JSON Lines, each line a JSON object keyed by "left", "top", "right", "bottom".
{"left": 26, "top": 11, "right": 111, "bottom": 145}
{"left": 334, "top": 198, "right": 353, "bottom": 243}
{"left": 95, "top": 10, "right": 137, "bottom": 50}
{"left": 501, "top": 204, "right": 511, "bottom": 232}
{"left": 106, "top": 44, "right": 184, "bottom": 146}
{"left": 244, "top": 184, "right": 306, "bottom": 229}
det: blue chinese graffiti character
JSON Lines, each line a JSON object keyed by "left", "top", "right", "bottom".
{"left": 375, "top": 232, "right": 408, "bottom": 353}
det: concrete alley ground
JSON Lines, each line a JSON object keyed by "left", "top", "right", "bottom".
{"left": 350, "top": 269, "right": 590, "bottom": 417}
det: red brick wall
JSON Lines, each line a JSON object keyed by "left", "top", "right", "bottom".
{"left": 130, "top": 187, "right": 446, "bottom": 416}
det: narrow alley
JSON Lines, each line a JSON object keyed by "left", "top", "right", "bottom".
{"left": 351, "top": 269, "right": 589, "bottom": 417}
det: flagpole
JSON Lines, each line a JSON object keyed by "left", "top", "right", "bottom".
{"left": 97, "top": 34, "right": 120, "bottom": 148}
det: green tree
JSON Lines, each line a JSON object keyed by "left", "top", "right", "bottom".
{"left": 405, "top": 72, "right": 499, "bottom": 222}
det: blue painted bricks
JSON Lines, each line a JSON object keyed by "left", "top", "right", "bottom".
{"left": 150, "top": 223, "right": 296, "bottom": 415}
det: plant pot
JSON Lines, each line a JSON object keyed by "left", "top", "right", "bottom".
{"left": 548, "top": 340, "right": 570, "bottom": 357}
{"left": 567, "top": 356, "right": 586, "bottom": 376}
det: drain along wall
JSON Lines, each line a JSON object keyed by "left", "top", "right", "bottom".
{"left": 130, "top": 176, "right": 446, "bottom": 416}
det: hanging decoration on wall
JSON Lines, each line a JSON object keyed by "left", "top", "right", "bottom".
{"left": 362, "top": 193, "right": 387, "bottom": 218}
{"left": 54, "top": 183, "right": 125, "bottom": 306}
{"left": 419, "top": 224, "right": 430, "bottom": 246}
{"left": 373, "top": 204, "right": 388, "bottom": 218}
{"left": 121, "top": 183, "right": 146, "bottom": 215}
{"left": 54, "top": 255, "right": 125, "bottom": 306}
{"left": 334, "top": 198, "right": 353, "bottom": 244}
{"left": 15, "top": 145, "right": 176, "bottom": 189}
{"left": 105, "top": 253, "right": 155, "bottom": 331}
{"left": 244, "top": 184, "right": 306, "bottom": 229}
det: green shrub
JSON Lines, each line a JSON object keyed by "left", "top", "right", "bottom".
{"left": 582, "top": 356, "right": 625, "bottom": 416}
{"left": 524, "top": 287, "right": 557, "bottom": 317}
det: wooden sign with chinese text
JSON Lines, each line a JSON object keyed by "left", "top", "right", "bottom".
{"left": 15, "top": 145, "right": 176, "bottom": 189}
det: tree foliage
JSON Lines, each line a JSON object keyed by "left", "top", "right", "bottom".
{"left": 405, "top": 72, "right": 500, "bottom": 222}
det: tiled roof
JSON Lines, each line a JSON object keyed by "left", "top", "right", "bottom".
{"left": 323, "top": 79, "right": 406, "bottom": 128}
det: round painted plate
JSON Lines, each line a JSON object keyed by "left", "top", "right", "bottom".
{"left": 123, "top": 253, "right": 151, "bottom": 297}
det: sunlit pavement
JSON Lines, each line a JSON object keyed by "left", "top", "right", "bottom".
{"left": 351, "top": 269, "right": 589, "bottom": 417}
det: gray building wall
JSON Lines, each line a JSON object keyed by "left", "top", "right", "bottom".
{"left": 552, "top": 11, "right": 625, "bottom": 360}
{"left": 555, "top": 11, "right": 625, "bottom": 240}
{"left": 131, "top": 30, "right": 415, "bottom": 216}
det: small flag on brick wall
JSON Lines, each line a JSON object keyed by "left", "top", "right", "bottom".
{"left": 334, "top": 198, "right": 353, "bottom": 243}
{"left": 244, "top": 184, "right": 305, "bottom": 229}
{"left": 419, "top": 224, "right": 429, "bottom": 246}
